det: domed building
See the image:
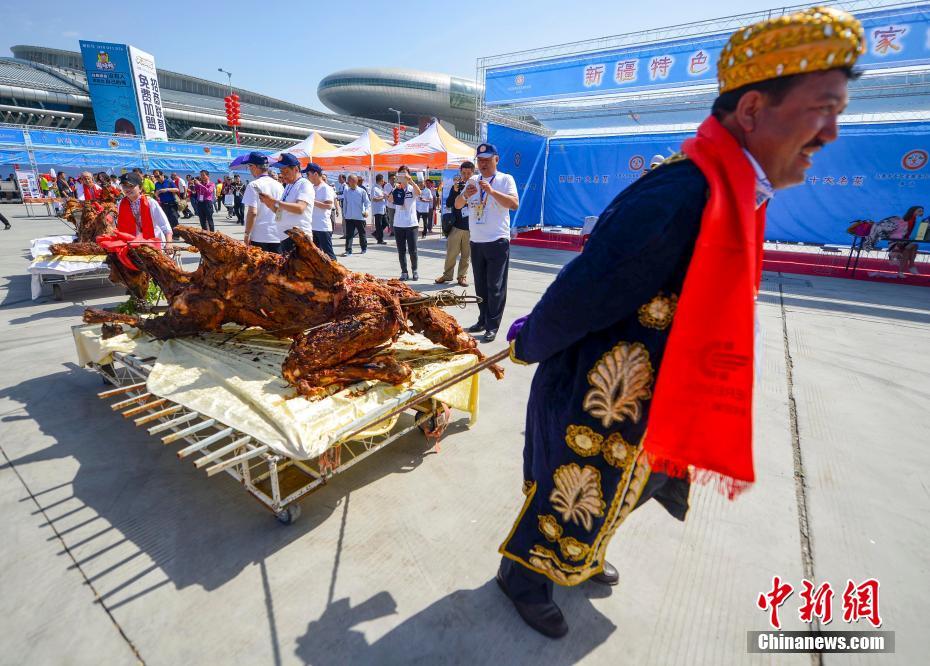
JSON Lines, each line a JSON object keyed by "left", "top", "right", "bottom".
{"left": 317, "top": 68, "right": 480, "bottom": 140}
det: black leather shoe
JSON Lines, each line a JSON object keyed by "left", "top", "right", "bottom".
{"left": 399, "top": 272, "right": 409, "bottom": 281}
{"left": 482, "top": 329, "right": 498, "bottom": 343}
{"left": 411, "top": 271, "right": 419, "bottom": 280}
{"left": 466, "top": 323, "right": 484, "bottom": 333}
{"left": 590, "top": 560, "right": 619, "bottom": 586}
{"left": 496, "top": 571, "right": 568, "bottom": 639}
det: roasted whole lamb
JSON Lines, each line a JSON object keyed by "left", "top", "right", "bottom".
{"left": 84, "top": 226, "right": 504, "bottom": 397}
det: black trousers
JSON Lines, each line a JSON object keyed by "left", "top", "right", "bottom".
{"left": 344, "top": 219, "right": 367, "bottom": 253}
{"left": 470, "top": 239, "right": 510, "bottom": 332}
{"left": 234, "top": 196, "right": 244, "bottom": 224}
{"left": 312, "top": 230, "right": 336, "bottom": 260}
{"left": 197, "top": 200, "right": 214, "bottom": 231}
{"left": 418, "top": 211, "right": 433, "bottom": 235}
{"left": 373, "top": 213, "right": 387, "bottom": 242}
{"left": 393, "top": 226, "right": 418, "bottom": 273}
{"left": 0, "top": 211, "right": 10, "bottom": 228}
{"left": 251, "top": 240, "right": 282, "bottom": 254}
{"left": 161, "top": 202, "right": 179, "bottom": 230}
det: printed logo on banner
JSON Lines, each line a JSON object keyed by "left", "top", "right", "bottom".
{"left": 628, "top": 155, "right": 645, "bottom": 171}
{"left": 515, "top": 74, "right": 525, "bottom": 86}
{"left": 203, "top": 146, "right": 212, "bottom": 155}
{"left": 870, "top": 25, "right": 908, "bottom": 56}
{"left": 614, "top": 59, "right": 639, "bottom": 84}
{"left": 95, "top": 51, "right": 115, "bottom": 71}
{"left": 514, "top": 152, "right": 522, "bottom": 167}
{"left": 108, "top": 139, "right": 120, "bottom": 148}
{"left": 901, "top": 149, "right": 928, "bottom": 170}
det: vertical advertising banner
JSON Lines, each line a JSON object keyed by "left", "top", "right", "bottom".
{"left": 128, "top": 46, "right": 168, "bottom": 141}
{"left": 14, "top": 169, "right": 41, "bottom": 198}
{"left": 79, "top": 41, "right": 144, "bottom": 136}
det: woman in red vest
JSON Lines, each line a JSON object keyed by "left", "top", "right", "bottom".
{"left": 117, "top": 172, "right": 173, "bottom": 245}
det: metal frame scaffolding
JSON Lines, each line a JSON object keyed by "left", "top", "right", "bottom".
{"left": 476, "top": 1, "right": 930, "bottom": 137}
{"left": 89, "top": 346, "right": 457, "bottom": 525}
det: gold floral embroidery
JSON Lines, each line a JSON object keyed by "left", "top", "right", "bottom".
{"left": 549, "top": 463, "right": 606, "bottom": 531}
{"left": 558, "top": 536, "right": 590, "bottom": 562}
{"left": 522, "top": 480, "right": 535, "bottom": 496}
{"left": 638, "top": 293, "right": 678, "bottom": 330}
{"left": 537, "top": 514, "right": 562, "bottom": 542}
{"left": 603, "top": 432, "right": 633, "bottom": 469}
{"left": 583, "top": 342, "right": 654, "bottom": 428}
{"left": 527, "top": 547, "right": 587, "bottom": 586}
{"left": 564, "top": 425, "right": 603, "bottom": 457}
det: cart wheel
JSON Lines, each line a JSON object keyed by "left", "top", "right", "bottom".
{"left": 52, "top": 284, "right": 63, "bottom": 301}
{"left": 276, "top": 504, "right": 301, "bottom": 525}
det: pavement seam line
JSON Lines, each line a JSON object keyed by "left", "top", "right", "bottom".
{"left": 0, "top": 444, "right": 146, "bottom": 666}
{"left": 778, "top": 282, "right": 822, "bottom": 666}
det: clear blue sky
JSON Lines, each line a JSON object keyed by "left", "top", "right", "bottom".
{"left": 5, "top": 0, "right": 784, "bottom": 111}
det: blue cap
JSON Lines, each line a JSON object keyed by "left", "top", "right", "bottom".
{"left": 271, "top": 153, "right": 301, "bottom": 169}
{"left": 302, "top": 162, "right": 323, "bottom": 175}
{"left": 242, "top": 151, "right": 269, "bottom": 167}
{"left": 476, "top": 143, "right": 498, "bottom": 158}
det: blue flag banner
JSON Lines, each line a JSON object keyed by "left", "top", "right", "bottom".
{"left": 28, "top": 129, "right": 143, "bottom": 153}
{"left": 486, "top": 5, "right": 930, "bottom": 105}
{"left": 542, "top": 122, "right": 930, "bottom": 245}
{"left": 487, "top": 124, "right": 548, "bottom": 228}
{"left": 79, "top": 41, "right": 145, "bottom": 136}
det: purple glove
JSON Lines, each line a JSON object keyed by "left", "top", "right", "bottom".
{"left": 507, "top": 315, "right": 529, "bottom": 343}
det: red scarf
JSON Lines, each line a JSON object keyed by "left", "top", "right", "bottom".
{"left": 643, "top": 116, "right": 766, "bottom": 499}
{"left": 83, "top": 183, "right": 99, "bottom": 201}
{"left": 117, "top": 195, "right": 156, "bottom": 239}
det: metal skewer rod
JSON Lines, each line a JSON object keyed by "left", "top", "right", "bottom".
{"left": 194, "top": 436, "right": 252, "bottom": 468}
{"left": 122, "top": 398, "right": 168, "bottom": 418}
{"left": 134, "top": 404, "right": 182, "bottom": 426}
{"left": 176, "top": 427, "right": 236, "bottom": 458}
{"left": 339, "top": 348, "right": 509, "bottom": 444}
{"left": 98, "top": 381, "right": 147, "bottom": 398}
{"left": 110, "top": 392, "right": 153, "bottom": 410}
{"left": 206, "top": 445, "right": 270, "bottom": 477}
{"left": 162, "top": 418, "right": 217, "bottom": 445}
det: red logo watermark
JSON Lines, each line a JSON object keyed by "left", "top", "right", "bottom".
{"left": 757, "top": 577, "right": 883, "bottom": 630}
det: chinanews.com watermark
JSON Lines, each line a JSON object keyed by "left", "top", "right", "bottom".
{"left": 749, "top": 576, "right": 894, "bottom": 654}
{"left": 748, "top": 631, "right": 894, "bottom": 654}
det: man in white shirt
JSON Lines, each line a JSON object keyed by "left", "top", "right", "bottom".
{"left": 240, "top": 152, "right": 285, "bottom": 253}
{"left": 303, "top": 162, "right": 337, "bottom": 259}
{"left": 456, "top": 143, "right": 519, "bottom": 343}
{"left": 390, "top": 166, "right": 422, "bottom": 281}
{"left": 416, "top": 180, "right": 434, "bottom": 236}
{"left": 259, "top": 153, "right": 315, "bottom": 255}
{"left": 384, "top": 174, "right": 396, "bottom": 236}
{"left": 371, "top": 174, "right": 388, "bottom": 244}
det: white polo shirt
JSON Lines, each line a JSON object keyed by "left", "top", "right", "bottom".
{"left": 416, "top": 187, "right": 433, "bottom": 213}
{"left": 311, "top": 182, "right": 336, "bottom": 232}
{"left": 372, "top": 185, "right": 386, "bottom": 215}
{"left": 465, "top": 171, "right": 518, "bottom": 243}
{"left": 242, "top": 174, "right": 285, "bottom": 243}
{"left": 276, "top": 177, "right": 315, "bottom": 235}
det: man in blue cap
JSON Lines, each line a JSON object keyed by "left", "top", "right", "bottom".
{"left": 455, "top": 143, "right": 519, "bottom": 343}
{"left": 240, "top": 152, "right": 285, "bottom": 253}
{"left": 258, "top": 155, "right": 336, "bottom": 259}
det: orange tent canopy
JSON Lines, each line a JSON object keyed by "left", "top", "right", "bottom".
{"left": 315, "top": 129, "right": 391, "bottom": 170}
{"left": 373, "top": 122, "right": 474, "bottom": 170}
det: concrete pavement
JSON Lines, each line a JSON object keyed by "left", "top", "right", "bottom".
{"left": 0, "top": 203, "right": 927, "bottom": 665}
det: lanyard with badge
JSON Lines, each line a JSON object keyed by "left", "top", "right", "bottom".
{"left": 473, "top": 175, "right": 495, "bottom": 224}
{"left": 276, "top": 180, "right": 298, "bottom": 222}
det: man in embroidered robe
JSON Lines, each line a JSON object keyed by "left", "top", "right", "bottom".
{"left": 497, "top": 7, "right": 865, "bottom": 638}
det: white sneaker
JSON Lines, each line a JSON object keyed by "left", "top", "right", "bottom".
{"left": 908, "top": 266, "right": 920, "bottom": 275}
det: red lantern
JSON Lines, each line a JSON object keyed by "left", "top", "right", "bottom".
{"left": 392, "top": 126, "right": 400, "bottom": 145}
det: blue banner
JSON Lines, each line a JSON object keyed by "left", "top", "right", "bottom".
{"left": 30, "top": 151, "right": 142, "bottom": 171}
{"left": 28, "top": 129, "right": 142, "bottom": 153}
{"left": 0, "top": 128, "right": 25, "bottom": 146}
{"left": 0, "top": 150, "right": 28, "bottom": 165}
{"left": 79, "top": 40, "right": 144, "bottom": 136}
{"left": 145, "top": 140, "right": 231, "bottom": 159}
{"left": 542, "top": 122, "right": 930, "bottom": 245}
{"left": 486, "top": 5, "right": 930, "bottom": 104}
{"left": 487, "top": 124, "right": 548, "bottom": 228}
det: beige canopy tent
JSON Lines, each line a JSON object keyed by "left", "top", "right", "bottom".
{"left": 373, "top": 122, "right": 475, "bottom": 170}
{"left": 314, "top": 129, "right": 392, "bottom": 170}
